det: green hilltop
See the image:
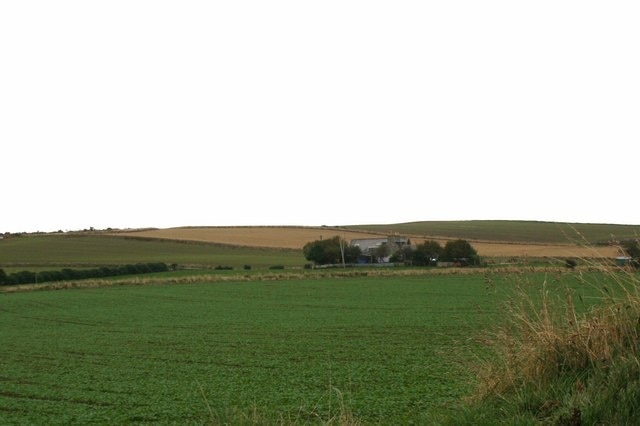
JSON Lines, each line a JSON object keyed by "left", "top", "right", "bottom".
{"left": 0, "top": 234, "right": 304, "bottom": 272}
{"left": 346, "top": 220, "right": 640, "bottom": 244}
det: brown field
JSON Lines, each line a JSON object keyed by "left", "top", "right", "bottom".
{"left": 114, "top": 226, "right": 384, "bottom": 250}
{"left": 114, "top": 226, "right": 621, "bottom": 259}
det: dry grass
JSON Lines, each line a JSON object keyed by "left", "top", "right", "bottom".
{"left": 0, "top": 266, "right": 569, "bottom": 294}
{"left": 474, "top": 261, "right": 640, "bottom": 401}
{"left": 112, "top": 226, "right": 620, "bottom": 258}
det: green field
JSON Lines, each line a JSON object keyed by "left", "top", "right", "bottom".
{"left": 0, "top": 235, "right": 304, "bottom": 271}
{"left": 347, "top": 220, "right": 640, "bottom": 244}
{"left": 1, "top": 223, "right": 633, "bottom": 423}
{"left": 0, "top": 271, "right": 606, "bottom": 424}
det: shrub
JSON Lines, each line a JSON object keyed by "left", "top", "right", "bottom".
{"left": 467, "top": 265, "right": 640, "bottom": 424}
{"left": 302, "top": 236, "right": 357, "bottom": 265}
{"left": 440, "top": 239, "right": 478, "bottom": 263}
{"left": 269, "top": 265, "right": 285, "bottom": 270}
{"left": 243, "top": 265, "right": 252, "bottom": 270}
{"left": 1, "top": 262, "right": 170, "bottom": 286}
{"left": 148, "top": 262, "right": 169, "bottom": 273}
{"left": 214, "top": 265, "right": 233, "bottom": 270}
{"left": 10, "top": 271, "right": 36, "bottom": 285}
{"left": 413, "top": 240, "right": 442, "bottom": 266}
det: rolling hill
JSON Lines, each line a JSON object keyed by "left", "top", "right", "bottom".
{"left": 2, "top": 221, "right": 635, "bottom": 272}
{"left": 112, "top": 221, "right": 635, "bottom": 259}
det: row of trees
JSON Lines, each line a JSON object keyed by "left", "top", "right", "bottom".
{"left": 0, "top": 262, "right": 170, "bottom": 286}
{"left": 303, "top": 236, "right": 479, "bottom": 266}
{"left": 393, "top": 239, "right": 478, "bottom": 266}
{"left": 621, "top": 239, "right": 640, "bottom": 259}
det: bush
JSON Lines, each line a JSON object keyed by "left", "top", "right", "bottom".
{"left": 413, "top": 240, "right": 443, "bottom": 266}
{"left": 1, "top": 263, "right": 170, "bottom": 286}
{"left": 303, "top": 236, "right": 360, "bottom": 265}
{"left": 214, "top": 265, "right": 233, "bottom": 270}
{"left": 464, "top": 267, "right": 640, "bottom": 424}
{"left": 243, "top": 265, "right": 252, "bottom": 270}
{"left": 440, "top": 239, "right": 479, "bottom": 264}
{"left": 9, "top": 271, "right": 36, "bottom": 285}
{"left": 269, "top": 265, "right": 285, "bottom": 270}
{"left": 148, "top": 262, "right": 169, "bottom": 273}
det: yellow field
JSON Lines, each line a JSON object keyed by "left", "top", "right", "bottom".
{"left": 115, "top": 227, "right": 384, "bottom": 250}
{"left": 114, "top": 226, "right": 621, "bottom": 259}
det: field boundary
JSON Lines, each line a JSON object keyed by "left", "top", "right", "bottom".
{"left": 0, "top": 266, "right": 577, "bottom": 294}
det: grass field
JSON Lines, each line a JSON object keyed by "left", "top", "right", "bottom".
{"left": 0, "top": 234, "right": 304, "bottom": 271}
{"left": 113, "top": 225, "right": 622, "bottom": 259}
{"left": 347, "top": 220, "right": 640, "bottom": 244}
{"left": 0, "top": 271, "right": 606, "bottom": 424}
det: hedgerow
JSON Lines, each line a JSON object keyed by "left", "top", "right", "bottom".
{"left": 0, "top": 262, "right": 169, "bottom": 286}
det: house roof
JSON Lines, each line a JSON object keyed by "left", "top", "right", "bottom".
{"left": 350, "top": 238, "right": 388, "bottom": 252}
{"left": 350, "top": 236, "right": 410, "bottom": 253}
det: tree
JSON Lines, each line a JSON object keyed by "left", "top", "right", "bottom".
{"left": 440, "top": 239, "right": 478, "bottom": 265}
{"left": 413, "top": 240, "right": 443, "bottom": 266}
{"left": 373, "top": 243, "right": 391, "bottom": 262}
{"left": 0, "top": 268, "right": 7, "bottom": 285}
{"left": 621, "top": 239, "right": 640, "bottom": 259}
{"left": 303, "top": 236, "right": 356, "bottom": 265}
{"left": 390, "top": 245, "right": 415, "bottom": 263}
{"left": 343, "top": 244, "right": 362, "bottom": 264}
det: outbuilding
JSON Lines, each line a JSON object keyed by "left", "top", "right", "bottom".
{"left": 616, "top": 256, "right": 633, "bottom": 267}
{"left": 350, "top": 236, "right": 410, "bottom": 263}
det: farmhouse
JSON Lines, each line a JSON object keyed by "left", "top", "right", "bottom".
{"left": 350, "top": 235, "right": 410, "bottom": 263}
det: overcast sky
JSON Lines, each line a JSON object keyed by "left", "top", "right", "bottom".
{"left": 2, "top": 1, "right": 638, "bottom": 233}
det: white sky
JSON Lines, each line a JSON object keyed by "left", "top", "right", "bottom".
{"left": 1, "top": 1, "right": 639, "bottom": 233}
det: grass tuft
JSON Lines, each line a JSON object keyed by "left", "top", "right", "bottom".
{"left": 464, "top": 256, "right": 640, "bottom": 424}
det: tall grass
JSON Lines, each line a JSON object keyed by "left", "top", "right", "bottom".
{"left": 462, "top": 255, "right": 640, "bottom": 424}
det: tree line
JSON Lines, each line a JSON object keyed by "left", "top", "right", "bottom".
{"left": 303, "top": 236, "right": 479, "bottom": 266}
{"left": 0, "top": 262, "right": 170, "bottom": 286}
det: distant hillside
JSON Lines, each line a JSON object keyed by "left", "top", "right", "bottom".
{"left": 345, "top": 221, "right": 640, "bottom": 245}
{"left": 0, "top": 234, "right": 304, "bottom": 270}
{"left": 2, "top": 222, "right": 631, "bottom": 271}
{"left": 115, "top": 225, "right": 620, "bottom": 259}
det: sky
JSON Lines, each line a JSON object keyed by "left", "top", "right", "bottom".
{"left": 1, "top": 1, "right": 639, "bottom": 233}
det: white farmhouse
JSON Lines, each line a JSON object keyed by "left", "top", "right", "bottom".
{"left": 350, "top": 236, "right": 410, "bottom": 263}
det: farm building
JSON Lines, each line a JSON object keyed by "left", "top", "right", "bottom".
{"left": 350, "top": 236, "right": 410, "bottom": 263}
{"left": 616, "top": 256, "right": 634, "bottom": 267}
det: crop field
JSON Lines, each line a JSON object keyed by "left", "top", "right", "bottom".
{"left": 0, "top": 272, "right": 606, "bottom": 424}
{"left": 114, "top": 226, "right": 621, "bottom": 259}
{"left": 113, "top": 227, "right": 384, "bottom": 250}
{"left": 0, "top": 235, "right": 304, "bottom": 270}
{"left": 347, "top": 220, "right": 640, "bottom": 245}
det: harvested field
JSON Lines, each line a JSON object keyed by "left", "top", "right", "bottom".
{"left": 114, "top": 227, "right": 622, "bottom": 259}
{"left": 114, "top": 226, "right": 383, "bottom": 250}
{"left": 465, "top": 241, "right": 619, "bottom": 259}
